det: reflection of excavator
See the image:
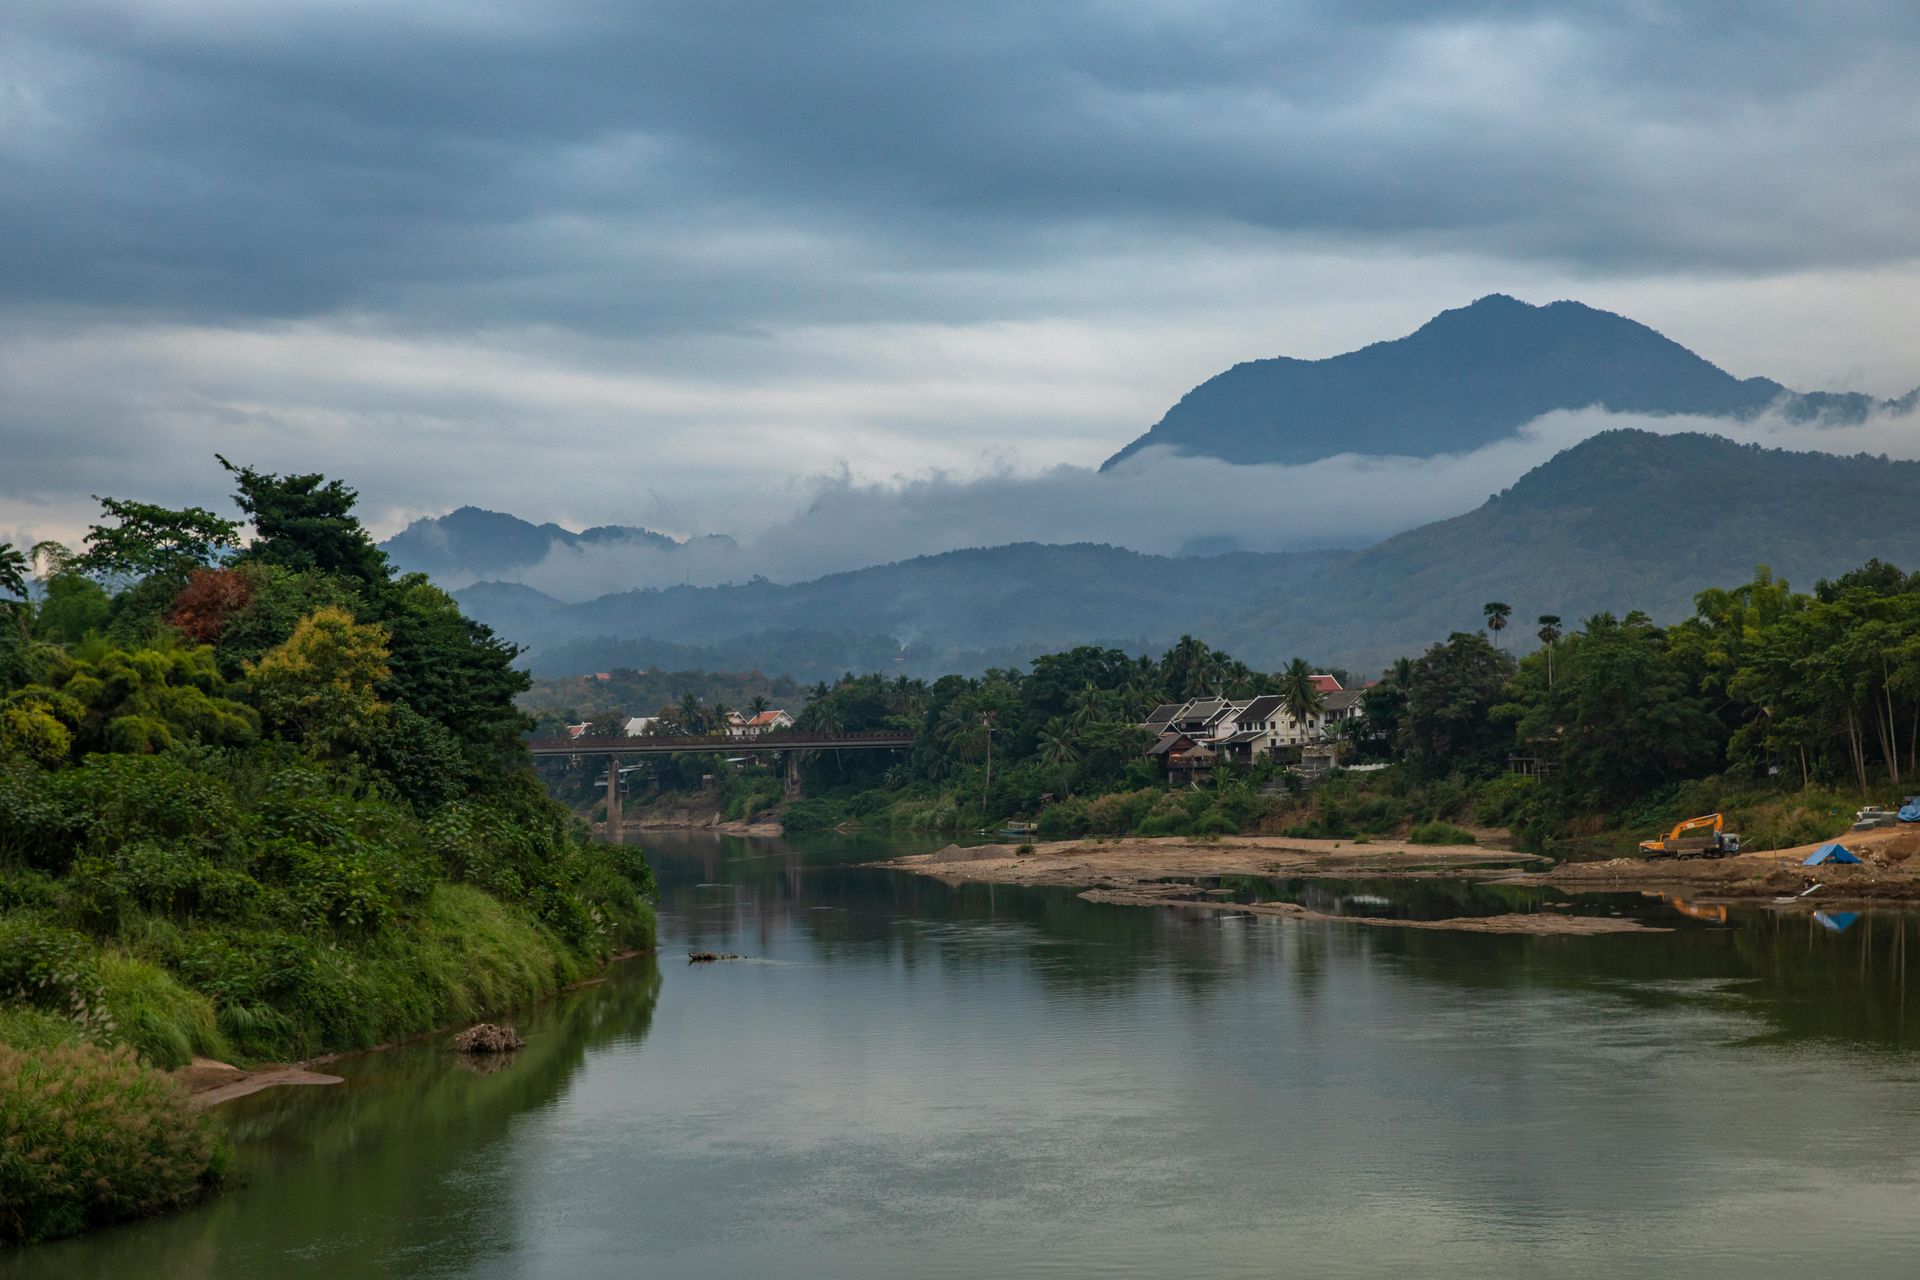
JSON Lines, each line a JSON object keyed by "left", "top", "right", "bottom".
{"left": 1639, "top": 813, "right": 1743, "bottom": 859}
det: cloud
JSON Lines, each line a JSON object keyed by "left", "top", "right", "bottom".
{"left": 455, "top": 400, "right": 1920, "bottom": 601}
{"left": 4, "top": 1, "right": 1920, "bottom": 557}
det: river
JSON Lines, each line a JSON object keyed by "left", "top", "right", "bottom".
{"left": 10, "top": 831, "right": 1920, "bottom": 1278}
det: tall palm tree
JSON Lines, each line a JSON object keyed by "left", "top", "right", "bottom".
{"left": 1036, "top": 717, "right": 1079, "bottom": 795}
{"left": 748, "top": 694, "right": 770, "bottom": 719}
{"left": 1278, "top": 658, "right": 1325, "bottom": 741}
{"left": 1536, "top": 615, "right": 1562, "bottom": 687}
{"left": 1483, "top": 602, "right": 1512, "bottom": 647}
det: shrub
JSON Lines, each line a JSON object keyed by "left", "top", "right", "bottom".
{"left": 1408, "top": 821, "right": 1477, "bottom": 846}
{"left": 780, "top": 799, "right": 842, "bottom": 833}
{"left": 0, "top": 1041, "right": 227, "bottom": 1245}
{"left": 0, "top": 918, "right": 112, "bottom": 1042}
{"left": 1135, "top": 812, "right": 1193, "bottom": 837}
{"left": 1193, "top": 810, "right": 1241, "bottom": 836}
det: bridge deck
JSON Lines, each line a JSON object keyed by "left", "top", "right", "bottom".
{"left": 529, "top": 730, "right": 914, "bottom": 757}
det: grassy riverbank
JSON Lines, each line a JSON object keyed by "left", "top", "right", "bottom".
{"left": 0, "top": 466, "right": 657, "bottom": 1245}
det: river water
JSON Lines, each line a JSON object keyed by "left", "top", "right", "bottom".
{"left": 11, "top": 832, "right": 1920, "bottom": 1279}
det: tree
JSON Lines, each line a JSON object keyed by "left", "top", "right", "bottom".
{"left": 1536, "top": 615, "right": 1562, "bottom": 687}
{"left": 1036, "top": 717, "right": 1079, "bottom": 795}
{"left": 1483, "top": 601, "right": 1512, "bottom": 648}
{"left": 748, "top": 694, "right": 770, "bottom": 719}
{"left": 75, "top": 497, "right": 240, "bottom": 581}
{"left": 1277, "top": 658, "right": 1325, "bottom": 739}
{"left": 245, "top": 607, "right": 392, "bottom": 760}
{"left": 12, "top": 642, "right": 257, "bottom": 757}
{"left": 220, "top": 457, "right": 390, "bottom": 584}
{"left": 1399, "top": 632, "right": 1516, "bottom": 778}
{"left": 0, "top": 543, "right": 26, "bottom": 604}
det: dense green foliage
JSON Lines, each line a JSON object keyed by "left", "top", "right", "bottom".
{"left": 584, "top": 558, "right": 1917, "bottom": 857}
{"left": 523, "top": 666, "right": 813, "bottom": 738}
{"left": 0, "top": 464, "right": 657, "bottom": 1244}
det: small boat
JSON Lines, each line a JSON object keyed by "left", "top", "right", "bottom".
{"left": 998, "top": 821, "right": 1037, "bottom": 841}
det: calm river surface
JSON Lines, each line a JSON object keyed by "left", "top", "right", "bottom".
{"left": 12, "top": 832, "right": 1920, "bottom": 1279}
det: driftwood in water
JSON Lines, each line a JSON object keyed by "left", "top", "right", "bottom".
{"left": 687, "top": 951, "right": 743, "bottom": 963}
{"left": 451, "top": 1023, "right": 525, "bottom": 1053}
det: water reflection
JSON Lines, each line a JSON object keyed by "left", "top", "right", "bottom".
{"left": 4, "top": 960, "right": 663, "bottom": 1280}
{"left": 11, "top": 832, "right": 1920, "bottom": 1279}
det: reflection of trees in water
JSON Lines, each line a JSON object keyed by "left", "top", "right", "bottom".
{"left": 4, "top": 960, "right": 664, "bottom": 1280}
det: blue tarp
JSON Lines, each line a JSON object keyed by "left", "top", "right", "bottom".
{"left": 1900, "top": 800, "right": 1920, "bottom": 823}
{"left": 1815, "top": 910, "right": 1861, "bottom": 933}
{"left": 1804, "top": 843, "right": 1861, "bottom": 865}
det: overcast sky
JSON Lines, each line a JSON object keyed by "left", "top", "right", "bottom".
{"left": 5, "top": 0, "right": 1920, "bottom": 558}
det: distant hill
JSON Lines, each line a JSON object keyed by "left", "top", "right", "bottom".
{"left": 457, "top": 431, "right": 1920, "bottom": 678}
{"left": 381, "top": 506, "right": 736, "bottom": 584}
{"left": 1101, "top": 295, "right": 1908, "bottom": 470}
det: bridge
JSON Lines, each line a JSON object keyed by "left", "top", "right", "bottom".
{"left": 527, "top": 730, "right": 916, "bottom": 843}
{"left": 527, "top": 729, "right": 915, "bottom": 757}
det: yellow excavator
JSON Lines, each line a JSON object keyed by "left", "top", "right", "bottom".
{"left": 1639, "top": 813, "right": 1743, "bottom": 860}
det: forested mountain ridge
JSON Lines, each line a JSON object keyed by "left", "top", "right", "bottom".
{"left": 1101, "top": 294, "right": 1911, "bottom": 469}
{"left": 455, "top": 431, "right": 1920, "bottom": 678}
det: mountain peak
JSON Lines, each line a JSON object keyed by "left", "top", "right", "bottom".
{"left": 1099, "top": 296, "right": 1883, "bottom": 471}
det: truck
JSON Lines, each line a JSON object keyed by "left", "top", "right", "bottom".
{"left": 1639, "top": 813, "right": 1743, "bottom": 859}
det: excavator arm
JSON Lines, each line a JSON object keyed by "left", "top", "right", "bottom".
{"left": 1640, "top": 813, "right": 1727, "bottom": 856}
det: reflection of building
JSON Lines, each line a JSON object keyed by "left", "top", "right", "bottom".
{"left": 1142, "top": 676, "right": 1368, "bottom": 774}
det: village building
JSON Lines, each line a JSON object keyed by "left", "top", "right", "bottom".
{"left": 729, "top": 709, "right": 794, "bottom": 738}
{"left": 1141, "top": 676, "right": 1368, "bottom": 778}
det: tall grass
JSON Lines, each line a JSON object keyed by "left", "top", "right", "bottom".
{"left": 0, "top": 1041, "right": 228, "bottom": 1245}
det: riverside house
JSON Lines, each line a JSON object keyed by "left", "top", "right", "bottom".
{"left": 1142, "top": 676, "right": 1367, "bottom": 777}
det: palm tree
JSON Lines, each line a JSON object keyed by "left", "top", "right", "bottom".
{"left": 748, "top": 694, "right": 770, "bottom": 719}
{"left": 978, "top": 709, "right": 999, "bottom": 816}
{"left": 1536, "top": 615, "right": 1562, "bottom": 687}
{"left": 0, "top": 542, "right": 26, "bottom": 604}
{"left": 677, "top": 692, "right": 705, "bottom": 735}
{"left": 1278, "top": 658, "right": 1325, "bottom": 742}
{"left": 1483, "top": 601, "right": 1512, "bottom": 647}
{"left": 1036, "top": 717, "right": 1079, "bottom": 795}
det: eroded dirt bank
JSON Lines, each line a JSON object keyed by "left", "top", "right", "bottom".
{"left": 1543, "top": 826, "right": 1920, "bottom": 904}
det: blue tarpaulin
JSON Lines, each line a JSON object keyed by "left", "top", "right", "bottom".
{"left": 1814, "top": 910, "right": 1861, "bottom": 933}
{"left": 1804, "top": 843, "right": 1861, "bottom": 865}
{"left": 1900, "top": 799, "right": 1920, "bottom": 823}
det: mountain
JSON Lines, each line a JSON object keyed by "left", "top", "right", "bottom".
{"left": 1101, "top": 294, "right": 1904, "bottom": 470}
{"left": 381, "top": 506, "right": 735, "bottom": 585}
{"left": 457, "top": 430, "right": 1920, "bottom": 679}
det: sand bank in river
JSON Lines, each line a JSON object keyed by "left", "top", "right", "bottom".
{"left": 887, "top": 827, "right": 1920, "bottom": 933}
{"left": 890, "top": 833, "right": 1536, "bottom": 887}
{"left": 885, "top": 835, "right": 1600, "bottom": 934}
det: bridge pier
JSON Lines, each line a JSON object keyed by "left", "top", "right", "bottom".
{"left": 784, "top": 751, "right": 801, "bottom": 799}
{"left": 606, "top": 753, "right": 623, "bottom": 845}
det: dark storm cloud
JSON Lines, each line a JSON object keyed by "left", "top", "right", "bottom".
{"left": 5, "top": 0, "right": 1919, "bottom": 333}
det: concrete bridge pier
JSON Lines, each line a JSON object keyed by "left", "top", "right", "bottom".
{"left": 784, "top": 751, "right": 801, "bottom": 799}
{"left": 606, "top": 753, "right": 623, "bottom": 844}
